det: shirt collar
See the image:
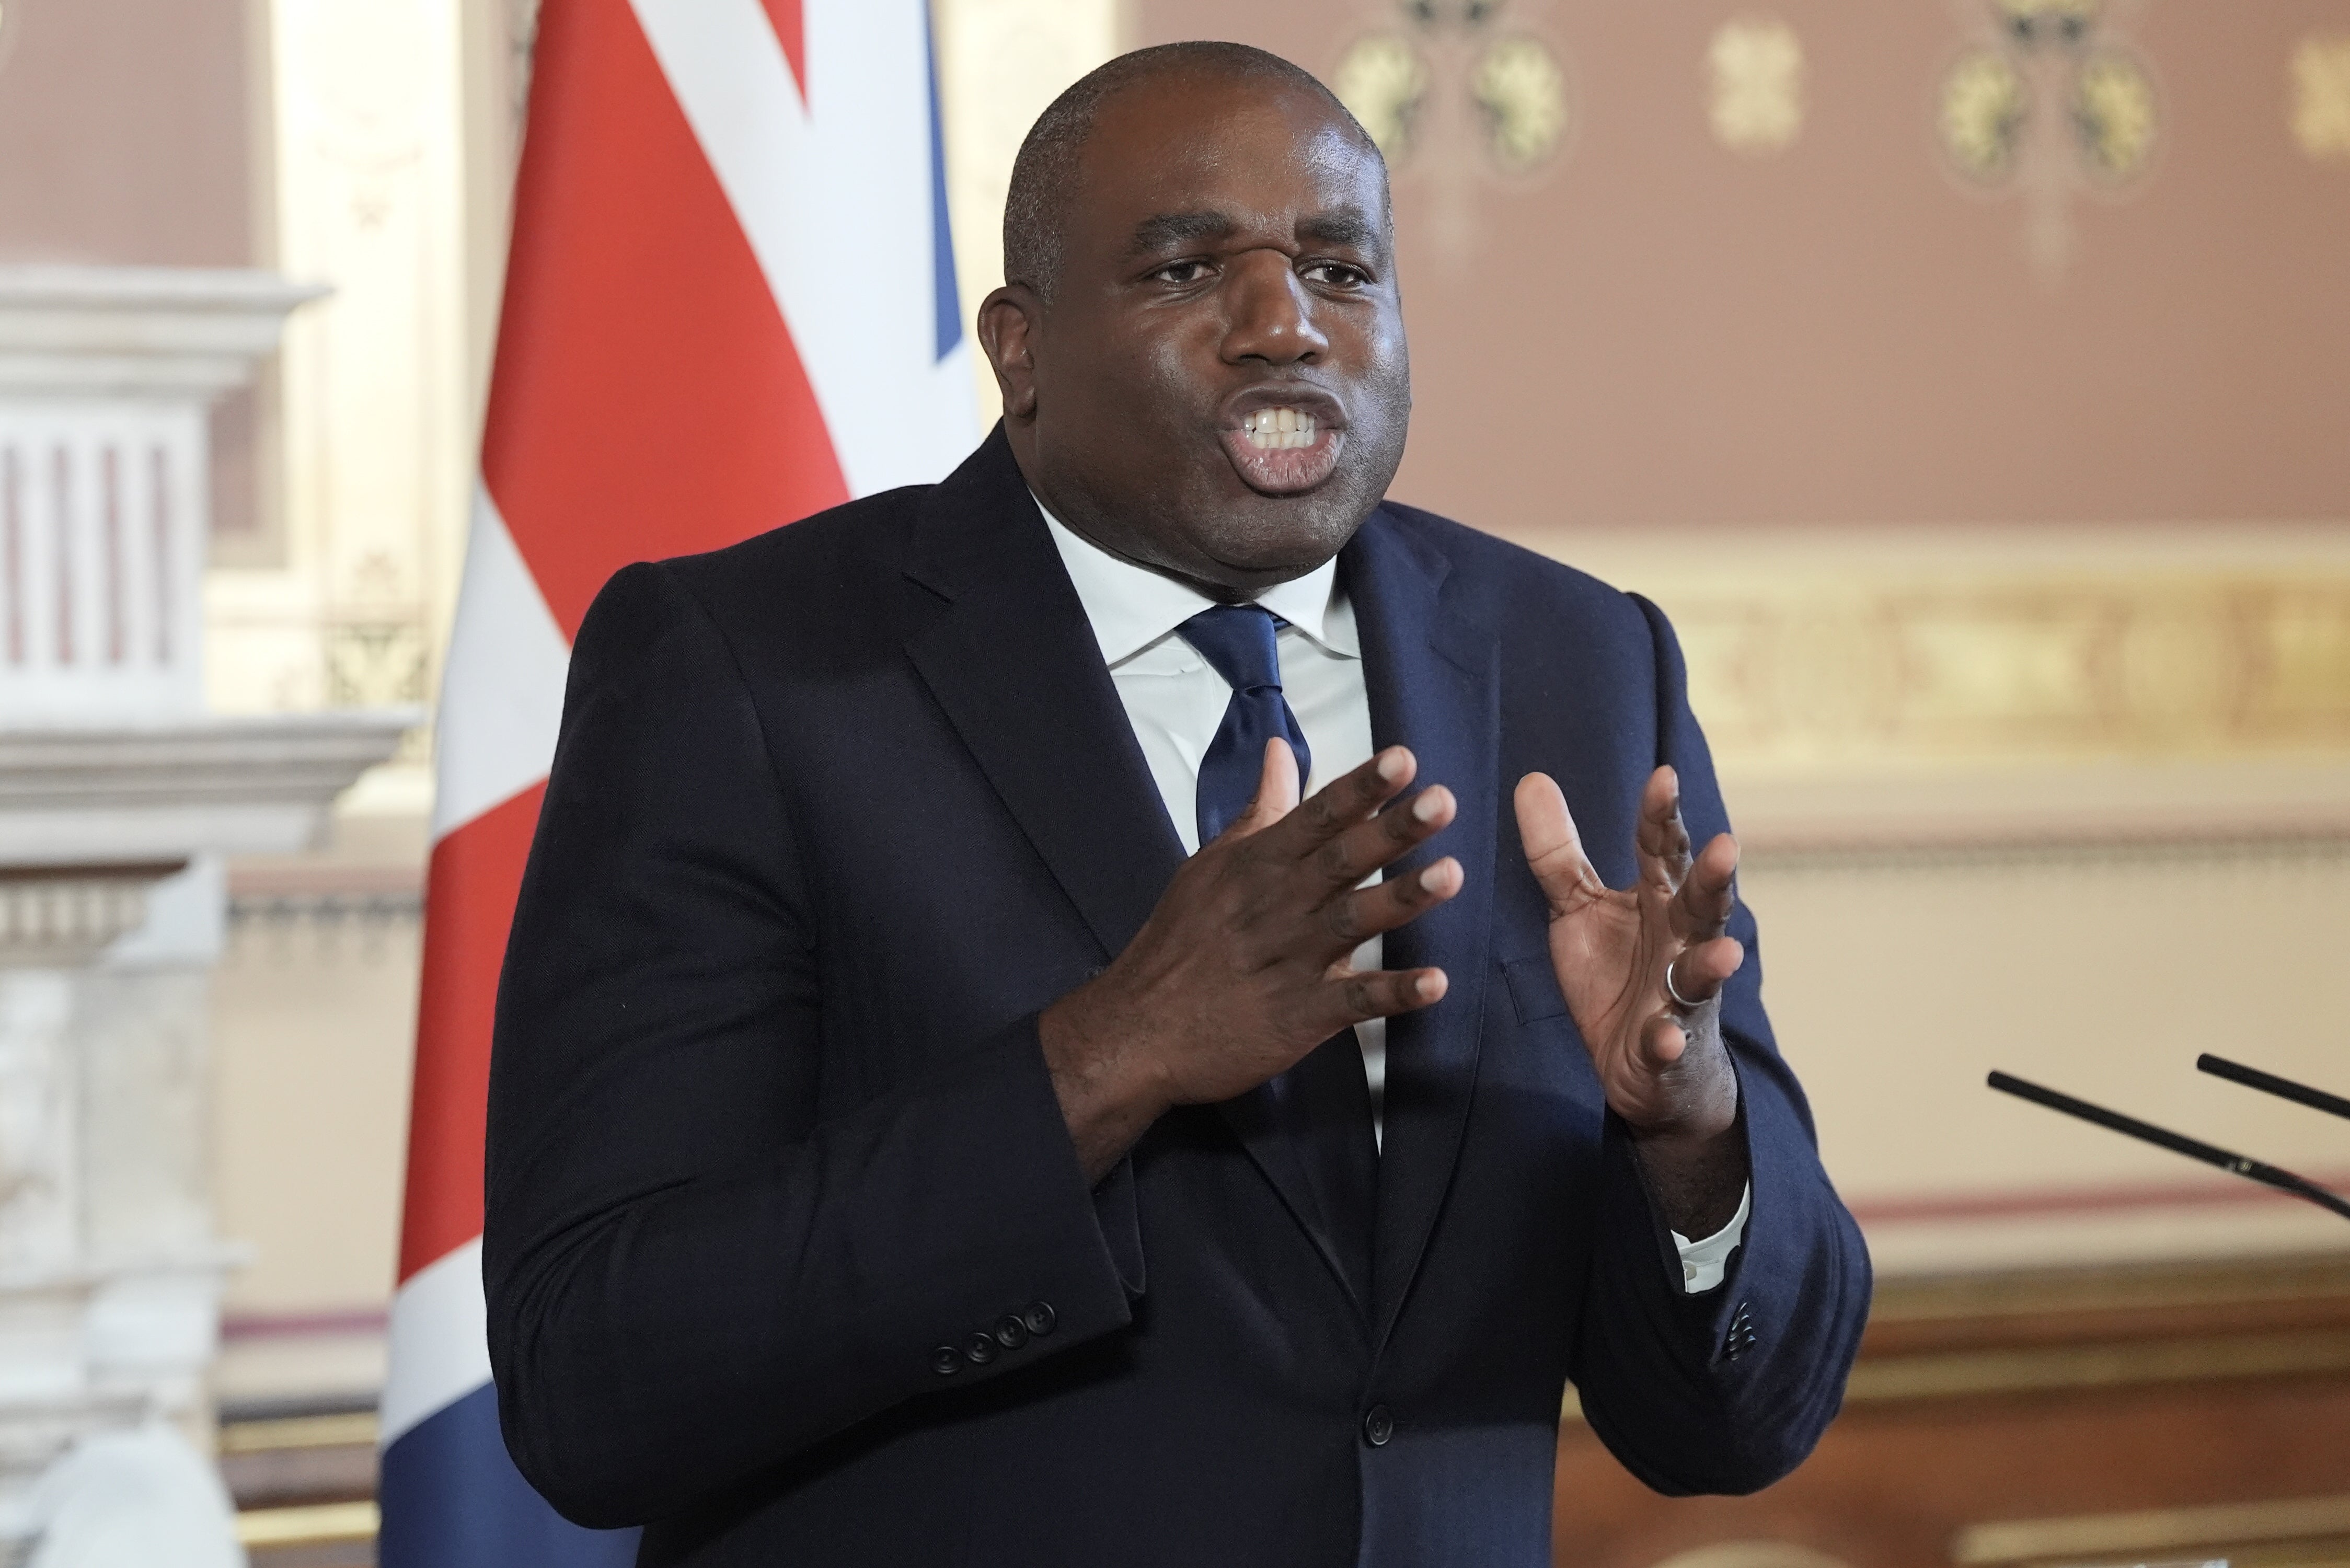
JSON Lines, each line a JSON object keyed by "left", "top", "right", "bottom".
{"left": 1034, "top": 495, "right": 1357, "bottom": 666}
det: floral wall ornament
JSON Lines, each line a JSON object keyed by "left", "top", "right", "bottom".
{"left": 1708, "top": 15, "right": 1806, "bottom": 157}
{"left": 2292, "top": 33, "right": 2350, "bottom": 162}
{"left": 1331, "top": 1, "right": 1573, "bottom": 181}
{"left": 1936, "top": 0, "right": 2161, "bottom": 279}
{"left": 1331, "top": 33, "right": 1433, "bottom": 160}
{"left": 1471, "top": 34, "right": 1572, "bottom": 171}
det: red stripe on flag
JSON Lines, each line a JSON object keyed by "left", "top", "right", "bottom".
{"left": 758, "top": 0, "right": 807, "bottom": 99}
{"left": 399, "top": 785, "right": 543, "bottom": 1283}
{"left": 481, "top": 0, "right": 847, "bottom": 639}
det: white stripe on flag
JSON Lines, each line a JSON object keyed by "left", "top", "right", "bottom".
{"left": 430, "top": 482, "right": 572, "bottom": 843}
{"left": 380, "top": 1237, "right": 495, "bottom": 1449}
{"left": 630, "top": 0, "right": 975, "bottom": 500}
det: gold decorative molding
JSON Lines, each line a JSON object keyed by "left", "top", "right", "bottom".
{"left": 1561, "top": 1327, "right": 2350, "bottom": 1418}
{"left": 1869, "top": 1253, "right": 2350, "bottom": 1324}
{"left": 1667, "top": 572, "right": 2350, "bottom": 773}
{"left": 1953, "top": 1492, "right": 2350, "bottom": 1567}
{"left": 1519, "top": 526, "right": 2350, "bottom": 793}
{"left": 1846, "top": 1326, "right": 2350, "bottom": 1403}
{"left": 236, "top": 1500, "right": 377, "bottom": 1549}
{"left": 217, "top": 1410, "right": 376, "bottom": 1455}
{"left": 1650, "top": 1544, "right": 1851, "bottom": 1568}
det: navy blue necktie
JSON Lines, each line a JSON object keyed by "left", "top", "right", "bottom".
{"left": 1179, "top": 604, "right": 1379, "bottom": 1300}
{"left": 1178, "top": 604, "right": 1312, "bottom": 844}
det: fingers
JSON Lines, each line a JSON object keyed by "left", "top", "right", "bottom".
{"left": 1260, "top": 746, "right": 1419, "bottom": 856}
{"left": 1323, "top": 854, "right": 1464, "bottom": 946}
{"left": 1321, "top": 965, "right": 1450, "bottom": 1032}
{"left": 1514, "top": 772, "right": 1605, "bottom": 918}
{"left": 1634, "top": 766, "right": 1693, "bottom": 895}
{"left": 1663, "top": 935, "right": 1745, "bottom": 1012}
{"left": 1310, "top": 781, "right": 1457, "bottom": 889}
{"left": 1218, "top": 738, "right": 1305, "bottom": 841}
{"left": 1641, "top": 1010, "right": 1690, "bottom": 1069}
{"left": 1670, "top": 832, "right": 1740, "bottom": 943}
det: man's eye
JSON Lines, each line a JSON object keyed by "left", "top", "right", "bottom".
{"left": 1304, "top": 262, "right": 1369, "bottom": 287}
{"left": 1153, "top": 260, "right": 1211, "bottom": 284}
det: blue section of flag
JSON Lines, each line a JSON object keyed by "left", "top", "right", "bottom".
{"left": 924, "top": 0, "right": 962, "bottom": 362}
{"left": 378, "top": 1383, "right": 641, "bottom": 1568}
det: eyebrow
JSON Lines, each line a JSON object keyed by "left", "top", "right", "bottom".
{"left": 1125, "top": 207, "right": 1389, "bottom": 258}
{"left": 1126, "top": 211, "right": 1237, "bottom": 257}
{"left": 1295, "top": 210, "right": 1385, "bottom": 252}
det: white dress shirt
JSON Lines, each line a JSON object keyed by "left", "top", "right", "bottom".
{"left": 1035, "top": 500, "right": 1748, "bottom": 1293}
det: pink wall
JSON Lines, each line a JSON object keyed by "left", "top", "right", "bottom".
{"left": 1134, "top": 1, "right": 2350, "bottom": 531}
{"left": 0, "top": 0, "right": 257, "bottom": 266}
{"left": 0, "top": 0, "right": 268, "bottom": 547}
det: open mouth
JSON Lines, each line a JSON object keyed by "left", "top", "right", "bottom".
{"left": 1218, "top": 398, "right": 1346, "bottom": 495}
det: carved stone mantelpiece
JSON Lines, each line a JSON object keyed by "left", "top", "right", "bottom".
{"left": 0, "top": 263, "right": 405, "bottom": 1548}
{"left": 0, "top": 267, "right": 326, "bottom": 400}
{"left": 0, "top": 717, "right": 422, "bottom": 867}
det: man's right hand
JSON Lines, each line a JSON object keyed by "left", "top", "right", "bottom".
{"left": 1039, "top": 741, "right": 1461, "bottom": 1182}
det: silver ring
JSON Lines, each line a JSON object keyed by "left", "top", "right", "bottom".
{"left": 1664, "top": 959, "right": 1706, "bottom": 1012}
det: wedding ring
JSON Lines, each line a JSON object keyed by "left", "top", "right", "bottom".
{"left": 1664, "top": 958, "right": 1706, "bottom": 1012}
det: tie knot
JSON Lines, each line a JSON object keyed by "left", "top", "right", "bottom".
{"left": 1179, "top": 604, "right": 1286, "bottom": 694}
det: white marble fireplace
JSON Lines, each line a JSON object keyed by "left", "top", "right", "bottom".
{"left": 0, "top": 265, "right": 411, "bottom": 1557}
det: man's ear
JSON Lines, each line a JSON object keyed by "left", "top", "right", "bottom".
{"left": 976, "top": 285, "right": 1042, "bottom": 423}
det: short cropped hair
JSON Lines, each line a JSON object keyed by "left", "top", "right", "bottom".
{"left": 1001, "top": 42, "right": 1384, "bottom": 302}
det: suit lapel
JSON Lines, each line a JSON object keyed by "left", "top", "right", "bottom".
{"left": 1343, "top": 510, "right": 1500, "bottom": 1352}
{"left": 902, "top": 431, "right": 1184, "bottom": 959}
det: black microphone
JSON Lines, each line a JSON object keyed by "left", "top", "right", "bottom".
{"left": 2196, "top": 1054, "right": 2350, "bottom": 1123}
{"left": 1985, "top": 1070, "right": 2350, "bottom": 1224}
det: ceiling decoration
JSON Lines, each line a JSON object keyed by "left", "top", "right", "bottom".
{"left": 1469, "top": 33, "right": 1571, "bottom": 172}
{"left": 1331, "top": 1, "right": 1573, "bottom": 179}
{"left": 2292, "top": 32, "right": 2350, "bottom": 163}
{"left": 1707, "top": 15, "right": 1806, "bottom": 157}
{"left": 1937, "top": 0, "right": 2161, "bottom": 278}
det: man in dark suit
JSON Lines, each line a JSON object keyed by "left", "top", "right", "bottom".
{"left": 485, "top": 40, "right": 1869, "bottom": 1567}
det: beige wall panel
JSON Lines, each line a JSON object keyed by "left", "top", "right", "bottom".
{"left": 207, "top": 0, "right": 469, "bottom": 723}
{"left": 1743, "top": 843, "right": 2350, "bottom": 1272}
{"left": 935, "top": 0, "right": 1127, "bottom": 420}
{"left": 211, "top": 906, "right": 417, "bottom": 1315}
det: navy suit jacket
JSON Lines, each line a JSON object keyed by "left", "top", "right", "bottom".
{"left": 484, "top": 428, "right": 1870, "bottom": 1566}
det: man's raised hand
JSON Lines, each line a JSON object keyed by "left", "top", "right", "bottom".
{"left": 1514, "top": 767, "right": 1746, "bottom": 1229}
{"left": 1041, "top": 741, "right": 1460, "bottom": 1182}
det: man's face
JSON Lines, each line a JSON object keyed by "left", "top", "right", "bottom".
{"left": 984, "top": 74, "right": 1411, "bottom": 598}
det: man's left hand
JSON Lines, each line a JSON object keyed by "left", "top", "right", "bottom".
{"left": 1515, "top": 766, "right": 1747, "bottom": 1237}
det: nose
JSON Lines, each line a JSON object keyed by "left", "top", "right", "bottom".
{"left": 1220, "top": 250, "right": 1330, "bottom": 366}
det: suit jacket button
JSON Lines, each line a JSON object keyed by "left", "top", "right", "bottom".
{"left": 1362, "top": 1405, "right": 1395, "bottom": 1447}
{"left": 1022, "top": 1301, "right": 1057, "bottom": 1336}
{"left": 963, "top": 1332, "right": 998, "bottom": 1366}
{"left": 929, "top": 1346, "right": 962, "bottom": 1377}
{"left": 993, "top": 1314, "right": 1030, "bottom": 1350}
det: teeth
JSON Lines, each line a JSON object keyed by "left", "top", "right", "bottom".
{"left": 1241, "top": 407, "right": 1320, "bottom": 450}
